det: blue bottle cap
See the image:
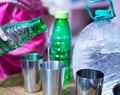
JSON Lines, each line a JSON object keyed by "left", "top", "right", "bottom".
{"left": 94, "top": 9, "right": 113, "bottom": 20}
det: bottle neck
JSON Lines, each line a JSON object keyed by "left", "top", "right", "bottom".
{"left": 55, "top": 18, "right": 68, "bottom": 21}
{"left": 55, "top": 18, "right": 69, "bottom": 25}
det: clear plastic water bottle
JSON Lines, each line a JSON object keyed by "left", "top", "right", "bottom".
{"left": 0, "top": 16, "right": 46, "bottom": 55}
{"left": 50, "top": 11, "right": 72, "bottom": 84}
{"left": 72, "top": 0, "right": 120, "bottom": 95}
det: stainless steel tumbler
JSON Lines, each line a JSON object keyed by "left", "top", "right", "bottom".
{"left": 40, "top": 61, "right": 66, "bottom": 95}
{"left": 76, "top": 69, "right": 104, "bottom": 95}
{"left": 22, "top": 53, "right": 43, "bottom": 92}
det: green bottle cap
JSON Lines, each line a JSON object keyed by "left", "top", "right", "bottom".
{"left": 55, "top": 11, "right": 69, "bottom": 19}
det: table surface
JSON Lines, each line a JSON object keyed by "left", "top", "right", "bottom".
{"left": 0, "top": 74, "right": 76, "bottom": 95}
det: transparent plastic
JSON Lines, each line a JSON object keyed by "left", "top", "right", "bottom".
{"left": 0, "top": 16, "right": 46, "bottom": 55}
{"left": 72, "top": 20, "right": 120, "bottom": 95}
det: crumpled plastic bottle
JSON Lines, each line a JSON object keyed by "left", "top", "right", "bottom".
{"left": 72, "top": 0, "right": 119, "bottom": 95}
{"left": 0, "top": 16, "right": 46, "bottom": 56}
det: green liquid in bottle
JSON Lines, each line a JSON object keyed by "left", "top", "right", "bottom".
{"left": 50, "top": 11, "right": 72, "bottom": 84}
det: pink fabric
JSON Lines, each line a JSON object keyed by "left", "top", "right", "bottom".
{"left": 0, "top": 0, "right": 47, "bottom": 79}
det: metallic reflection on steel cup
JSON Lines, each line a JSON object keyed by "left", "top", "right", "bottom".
{"left": 113, "top": 83, "right": 120, "bottom": 95}
{"left": 22, "top": 53, "right": 43, "bottom": 92}
{"left": 76, "top": 69, "right": 104, "bottom": 95}
{"left": 40, "top": 61, "right": 66, "bottom": 95}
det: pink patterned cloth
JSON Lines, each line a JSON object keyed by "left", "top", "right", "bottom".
{"left": 0, "top": 0, "right": 46, "bottom": 79}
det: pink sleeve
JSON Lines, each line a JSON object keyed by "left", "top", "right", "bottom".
{"left": 0, "top": 1, "right": 47, "bottom": 79}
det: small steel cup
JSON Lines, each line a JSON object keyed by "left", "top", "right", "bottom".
{"left": 76, "top": 69, "right": 104, "bottom": 95}
{"left": 22, "top": 53, "right": 43, "bottom": 92}
{"left": 40, "top": 61, "right": 66, "bottom": 95}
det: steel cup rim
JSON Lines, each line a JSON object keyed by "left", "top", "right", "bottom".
{"left": 40, "top": 61, "right": 66, "bottom": 70}
{"left": 22, "top": 53, "right": 43, "bottom": 61}
{"left": 76, "top": 69, "right": 104, "bottom": 80}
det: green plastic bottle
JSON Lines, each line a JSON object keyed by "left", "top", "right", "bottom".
{"left": 50, "top": 11, "right": 72, "bottom": 84}
{"left": 0, "top": 16, "right": 46, "bottom": 55}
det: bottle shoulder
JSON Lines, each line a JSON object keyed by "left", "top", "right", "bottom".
{"left": 51, "top": 18, "right": 71, "bottom": 40}
{"left": 52, "top": 20, "right": 71, "bottom": 34}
